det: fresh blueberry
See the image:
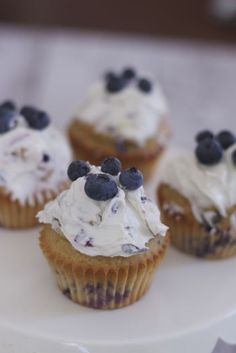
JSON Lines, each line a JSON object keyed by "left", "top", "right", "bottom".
{"left": 0, "top": 108, "right": 17, "bottom": 134}
{"left": 42, "top": 153, "right": 50, "bottom": 162}
{"left": 217, "top": 130, "right": 236, "bottom": 150}
{"left": 0, "top": 100, "right": 16, "bottom": 111}
{"left": 195, "top": 138, "right": 223, "bottom": 165}
{"left": 119, "top": 167, "right": 143, "bottom": 190}
{"left": 67, "top": 160, "right": 90, "bottom": 181}
{"left": 137, "top": 78, "right": 152, "bottom": 93}
{"left": 122, "top": 67, "right": 136, "bottom": 80}
{"left": 84, "top": 173, "right": 118, "bottom": 201}
{"left": 231, "top": 150, "right": 236, "bottom": 166}
{"left": 106, "top": 76, "right": 125, "bottom": 93}
{"left": 20, "top": 106, "right": 50, "bottom": 130}
{"left": 101, "top": 157, "right": 121, "bottom": 176}
{"left": 195, "top": 130, "right": 214, "bottom": 143}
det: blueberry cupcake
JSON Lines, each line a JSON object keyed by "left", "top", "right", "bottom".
{"left": 0, "top": 100, "right": 72, "bottom": 228}
{"left": 158, "top": 130, "right": 236, "bottom": 259}
{"left": 68, "top": 67, "right": 170, "bottom": 180}
{"left": 38, "top": 158, "right": 169, "bottom": 309}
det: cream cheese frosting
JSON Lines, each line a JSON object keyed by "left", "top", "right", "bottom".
{"left": 0, "top": 116, "right": 72, "bottom": 205}
{"left": 38, "top": 165, "right": 167, "bottom": 257}
{"left": 159, "top": 146, "right": 236, "bottom": 222}
{"left": 76, "top": 77, "right": 168, "bottom": 146}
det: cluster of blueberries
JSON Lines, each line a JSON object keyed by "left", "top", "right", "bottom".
{"left": 195, "top": 130, "right": 236, "bottom": 165}
{"left": 0, "top": 100, "right": 50, "bottom": 134}
{"left": 105, "top": 67, "right": 153, "bottom": 94}
{"left": 67, "top": 157, "right": 144, "bottom": 201}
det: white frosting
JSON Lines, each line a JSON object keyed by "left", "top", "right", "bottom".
{"left": 0, "top": 116, "right": 72, "bottom": 205}
{"left": 38, "top": 166, "right": 167, "bottom": 257}
{"left": 159, "top": 146, "right": 236, "bottom": 222}
{"left": 76, "top": 78, "right": 168, "bottom": 146}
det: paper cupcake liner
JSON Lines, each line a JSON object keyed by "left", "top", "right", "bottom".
{"left": 68, "top": 120, "right": 170, "bottom": 181}
{"left": 0, "top": 183, "right": 68, "bottom": 229}
{"left": 158, "top": 184, "right": 236, "bottom": 259}
{"left": 40, "top": 226, "right": 169, "bottom": 309}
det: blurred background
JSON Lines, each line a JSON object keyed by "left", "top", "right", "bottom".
{"left": 0, "top": 0, "right": 235, "bottom": 146}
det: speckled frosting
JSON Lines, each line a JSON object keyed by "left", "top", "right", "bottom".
{"left": 159, "top": 144, "right": 236, "bottom": 222}
{"left": 38, "top": 164, "right": 167, "bottom": 257}
{"left": 76, "top": 71, "right": 168, "bottom": 146}
{"left": 0, "top": 115, "right": 72, "bottom": 205}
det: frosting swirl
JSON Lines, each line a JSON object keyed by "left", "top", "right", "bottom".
{"left": 38, "top": 165, "right": 167, "bottom": 257}
{"left": 0, "top": 116, "right": 72, "bottom": 205}
{"left": 76, "top": 76, "right": 168, "bottom": 146}
{"left": 159, "top": 146, "right": 236, "bottom": 221}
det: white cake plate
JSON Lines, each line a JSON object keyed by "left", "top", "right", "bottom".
{"left": 0, "top": 223, "right": 236, "bottom": 353}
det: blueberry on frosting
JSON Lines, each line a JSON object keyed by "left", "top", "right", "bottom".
{"left": 195, "top": 130, "right": 214, "bottom": 143}
{"left": 67, "top": 160, "right": 90, "bottom": 181}
{"left": 101, "top": 157, "right": 121, "bottom": 176}
{"left": 0, "top": 100, "right": 16, "bottom": 111}
{"left": 119, "top": 167, "right": 143, "bottom": 190}
{"left": 84, "top": 173, "right": 118, "bottom": 201}
{"left": 195, "top": 138, "right": 223, "bottom": 165}
{"left": 137, "top": 78, "right": 152, "bottom": 93}
{"left": 106, "top": 75, "right": 125, "bottom": 93}
{"left": 0, "top": 107, "right": 17, "bottom": 134}
{"left": 217, "top": 130, "right": 236, "bottom": 150}
{"left": 122, "top": 67, "right": 136, "bottom": 80}
{"left": 20, "top": 106, "right": 50, "bottom": 130}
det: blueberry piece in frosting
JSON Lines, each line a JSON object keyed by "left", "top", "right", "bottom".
{"left": 122, "top": 67, "right": 136, "bottom": 80}
{"left": 195, "top": 138, "right": 223, "bottom": 165}
{"left": 84, "top": 173, "right": 118, "bottom": 201}
{"left": 20, "top": 105, "right": 50, "bottom": 130}
{"left": 0, "top": 100, "right": 16, "bottom": 111}
{"left": 67, "top": 160, "right": 90, "bottom": 181}
{"left": 0, "top": 107, "right": 17, "bottom": 134}
{"left": 137, "top": 78, "right": 152, "bottom": 93}
{"left": 119, "top": 167, "right": 143, "bottom": 190}
{"left": 106, "top": 76, "right": 125, "bottom": 94}
{"left": 195, "top": 130, "right": 214, "bottom": 143}
{"left": 42, "top": 153, "right": 50, "bottom": 163}
{"left": 217, "top": 130, "right": 236, "bottom": 150}
{"left": 101, "top": 157, "right": 121, "bottom": 176}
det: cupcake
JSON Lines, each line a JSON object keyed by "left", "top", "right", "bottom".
{"left": 158, "top": 129, "right": 236, "bottom": 259}
{"left": 38, "top": 158, "right": 169, "bottom": 309}
{"left": 68, "top": 67, "right": 170, "bottom": 180}
{"left": 0, "top": 100, "right": 71, "bottom": 228}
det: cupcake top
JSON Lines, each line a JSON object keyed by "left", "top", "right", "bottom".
{"left": 159, "top": 130, "right": 236, "bottom": 222}
{"left": 0, "top": 101, "right": 72, "bottom": 205}
{"left": 76, "top": 67, "right": 168, "bottom": 146}
{"left": 38, "top": 158, "right": 168, "bottom": 257}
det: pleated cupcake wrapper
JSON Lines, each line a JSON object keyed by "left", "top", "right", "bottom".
{"left": 40, "top": 227, "right": 169, "bottom": 309}
{"left": 162, "top": 210, "right": 236, "bottom": 260}
{"left": 0, "top": 183, "right": 68, "bottom": 229}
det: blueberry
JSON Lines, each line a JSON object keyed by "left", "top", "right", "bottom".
{"left": 0, "top": 100, "right": 16, "bottom": 111}
{"left": 231, "top": 150, "right": 236, "bottom": 166}
{"left": 119, "top": 167, "right": 143, "bottom": 190}
{"left": 101, "top": 157, "right": 121, "bottom": 176}
{"left": 195, "top": 130, "right": 214, "bottom": 143}
{"left": 85, "top": 173, "right": 118, "bottom": 201}
{"left": 20, "top": 106, "right": 50, "bottom": 130}
{"left": 42, "top": 153, "right": 50, "bottom": 162}
{"left": 195, "top": 138, "right": 223, "bottom": 165}
{"left": 122, "top": 67, "right": 136, "bottom": 80}
{"left": 0, "top": 108, "right": 17, "bottom": 134}
{"left": 106, "top": 76, "right": 125, "bottom": 93}
{"left": 67, "top": 160, "right": 90, "bottom": 181}
{"left": 137, "top": 78, "right": 152, "bottom": 93}
{"left": 217, "top": 130, "right": 236, "bottom": 150}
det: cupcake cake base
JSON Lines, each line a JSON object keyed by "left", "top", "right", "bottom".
{"left": 40, "top": 225, "right": 169, "bottom": 309}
